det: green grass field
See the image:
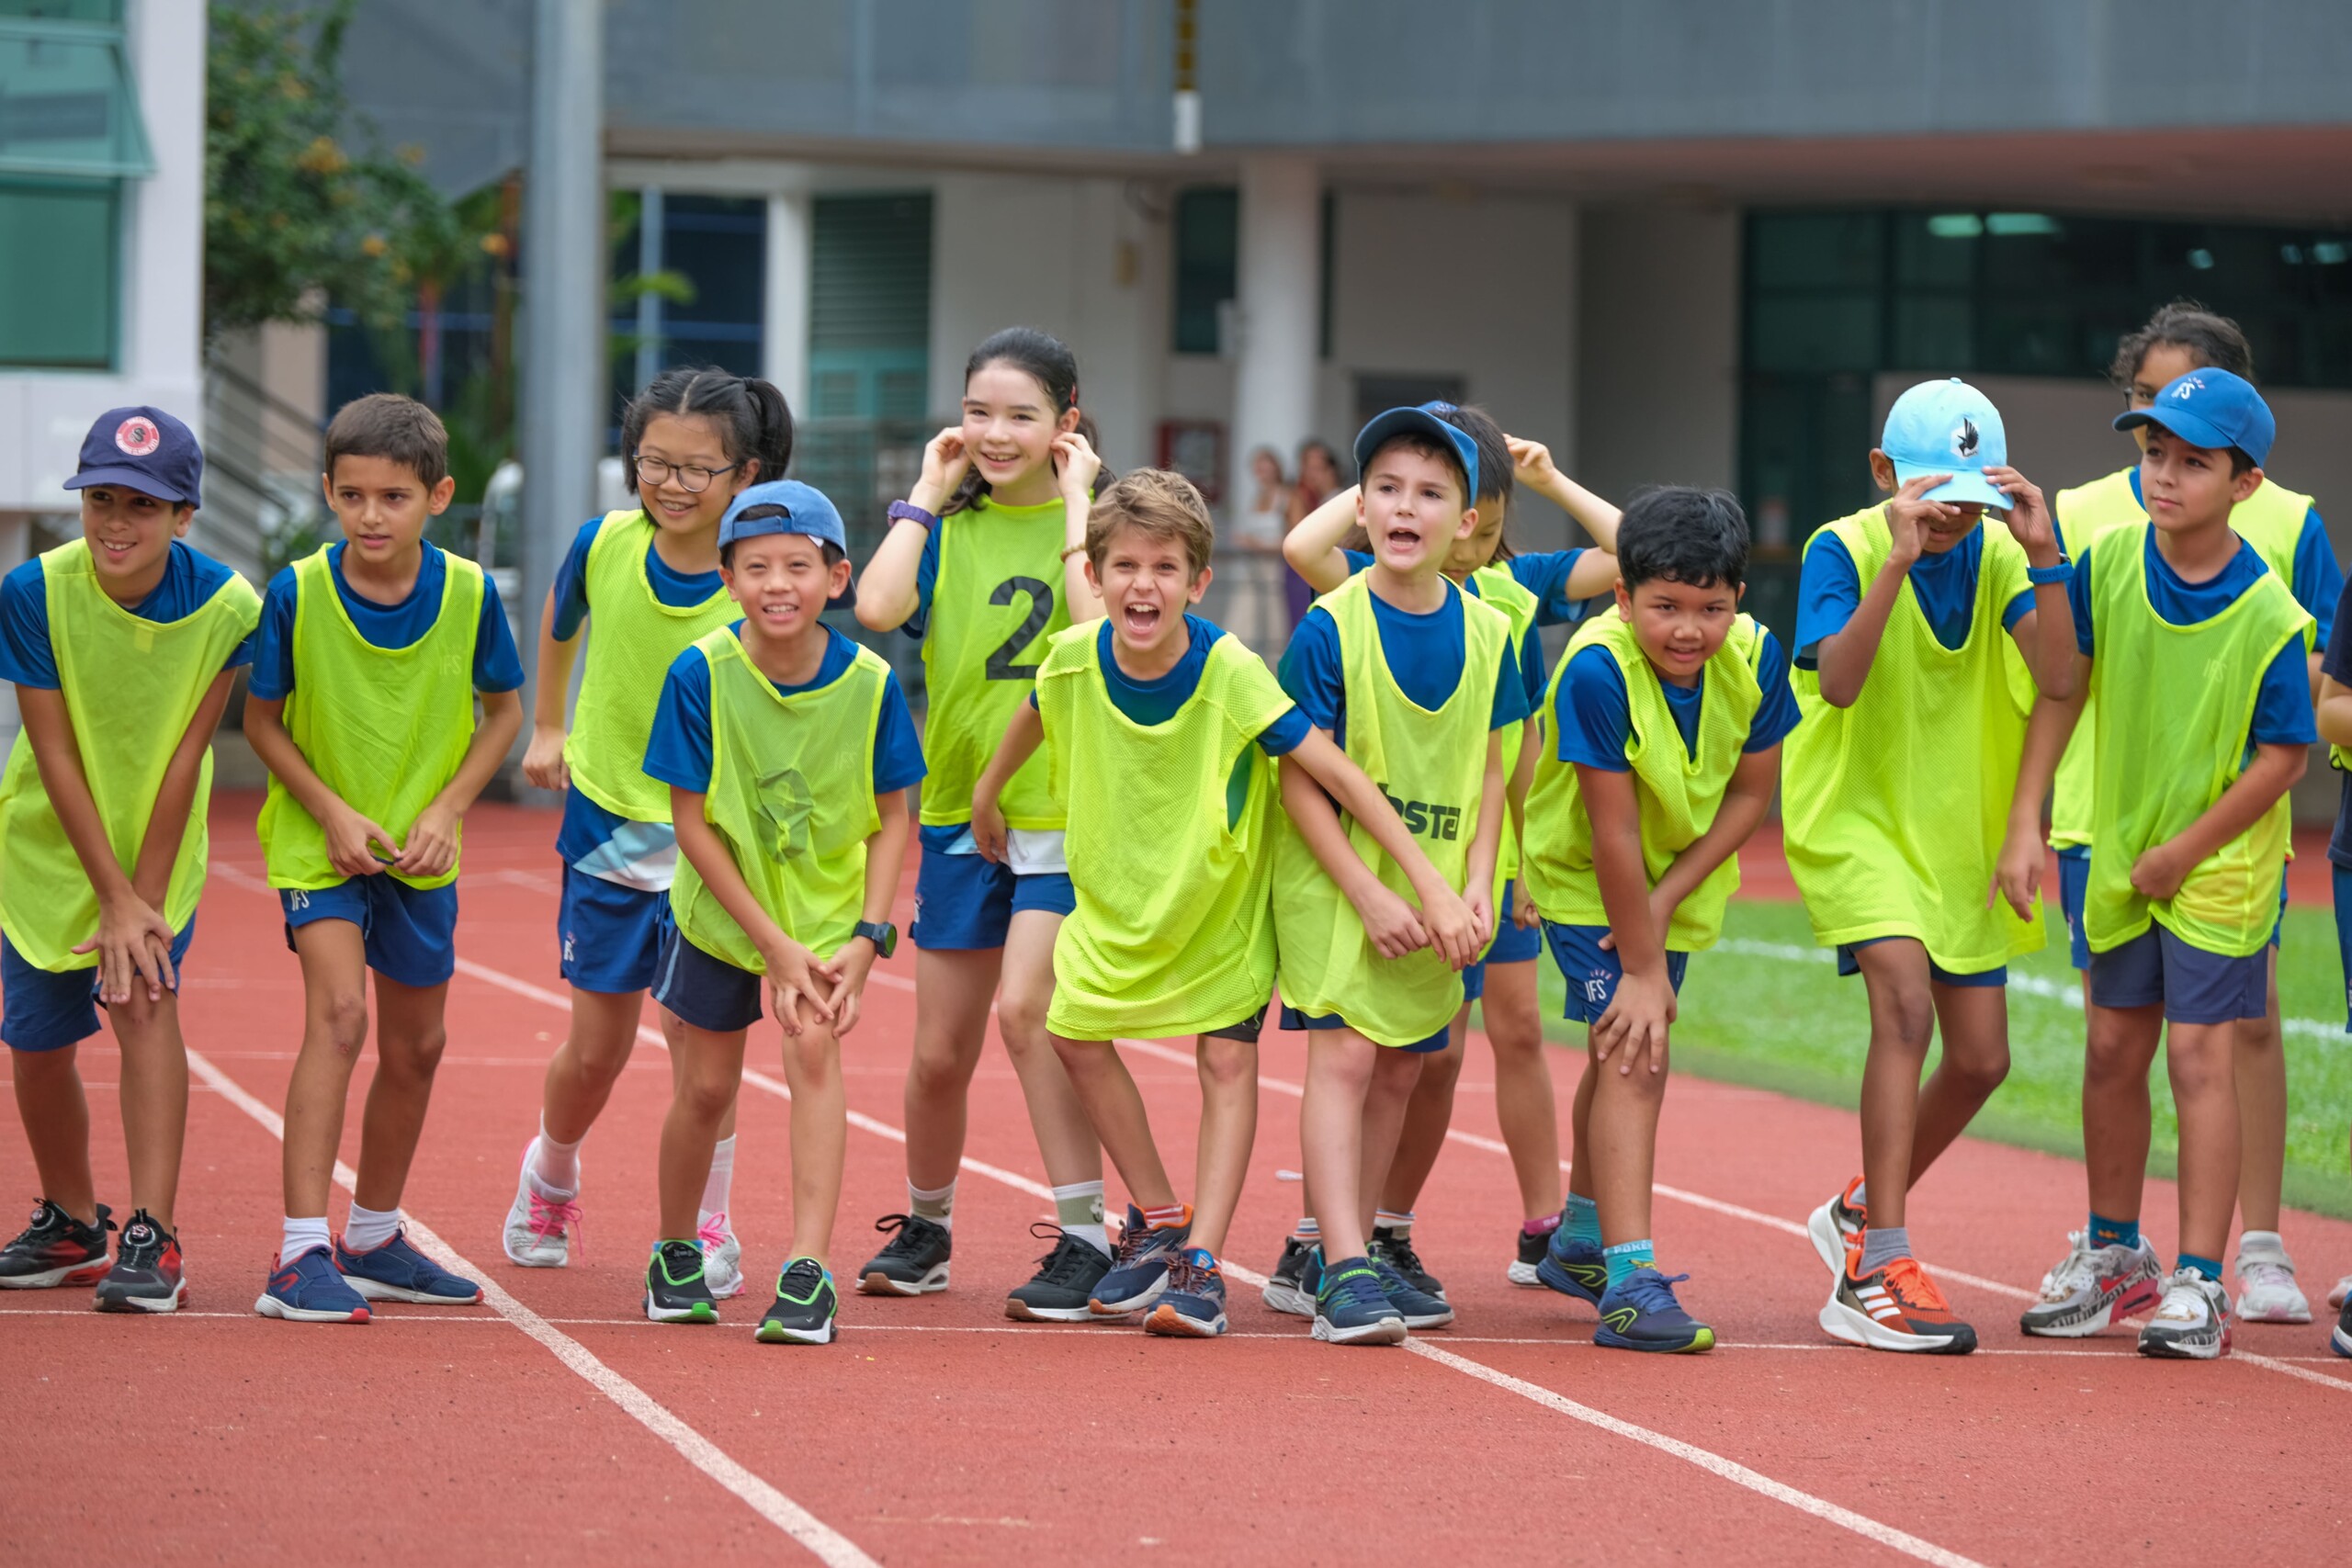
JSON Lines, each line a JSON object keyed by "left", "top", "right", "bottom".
{"left": 1520, "top": 901, "right": 2352, "bottom": 1219}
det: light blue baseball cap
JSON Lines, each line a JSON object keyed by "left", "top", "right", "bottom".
{"left": 718, "top": 479, "right": 847, "bottom": 552}
{"left": 1881, "top": 378, "right": 2009, "bottom": 511}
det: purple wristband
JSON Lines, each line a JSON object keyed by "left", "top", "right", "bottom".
{"left": 888, "top": 500, "right": 938, "bottom": 530}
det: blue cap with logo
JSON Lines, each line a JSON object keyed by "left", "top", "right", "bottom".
{"left": 718, "top": 479, "right": 847, "bottom": 552}
{"left": 2114, "top": 367, "right": 2274, "bottom": 468}
{"left": 1881, "top": 378, "right": 2008, "bottom": 511}
{"left": 63, "top": 405, "right": 203, "bottom": 507}
{"left": 1352, "top": 404, "right": 1479, "bottom": 502}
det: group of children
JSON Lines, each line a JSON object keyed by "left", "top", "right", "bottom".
{"left": 4, "top": 306, "right": 2349, "bottom": 1363}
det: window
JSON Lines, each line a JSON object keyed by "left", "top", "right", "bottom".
{"left": 808, "top": 192, "right": 933, "bottom": 420}
{"left": 607, "top": 190, "right": 770, "bottom": 419}
{"left": 0, "top": 176, "right": 114, "bottom": 367}
{"left": 1172, "top": 186, "right": 1236, "bottom": 355}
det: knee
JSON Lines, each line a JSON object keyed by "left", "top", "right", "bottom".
{"left": 319, "top": 991, "right": 369, "bottom": 1059}
{"left": 907, "top": 1038, "right": 973, "bottom": 1098}
{"left": 782, "top": 1028, "right": 841, "bottom": 1088}
{"left": 2165, "top": 1032, "right": 2234, "bottom": 1097}
{"left": 1198, "top": 1037, "right": 1256, "bottom": 1092}
{"left": 1878, "top": 987, "right": 1937, "bottom": 1054}
{"left": 995, "top": 986, "right": 1050, "bottom": 1052}
{"left": 1941, "top": 1037, "right": 2010, "bottom": 1096}
{"left": 1416, "top": 1044, "right": 1465, "bottom": 1095}
{"left": 385, "top": 1021, "right": 448, "bottom": 1082}
{"left": 676, "top": 1067, "right": 739, "bottom": 1125}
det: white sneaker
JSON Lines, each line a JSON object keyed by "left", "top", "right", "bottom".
{"left": 700, "top": 1212, "right": 744, "bottom": 1300}
{"left": 2331, "top": 1272, "right": 2352, "bottom": 1312}
{"left": 2137, "top": 1269, "right": 2232, "bottom": 1359}
{"left": 2018, "top": 1231, "right": 2164, "bottom": 1337}
{"left": 2232, "top": 1232, "right": 2311, "bottom": 1324}
{"left": 503, "top": 1141, "right": 582, "bottom": 1268}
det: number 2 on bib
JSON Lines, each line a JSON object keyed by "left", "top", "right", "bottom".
{"left": 983, "top": 575, "right": 1055, "bottom": 682}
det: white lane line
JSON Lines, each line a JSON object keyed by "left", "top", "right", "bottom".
{"left": 181, "top": 1044, "right": 878, "bottom": 1568}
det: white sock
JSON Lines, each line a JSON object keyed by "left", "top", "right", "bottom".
{"left": 531, "top": 1118, "right": 582, "bottom": 1195}
{"left": 343, "top": 1201, "right": 402, "bottom": 1254}
{"left": 910, "top": 1179, "right": 956, "bottom": 1231}
{"left": 281, "top": 1215, "right": 332, "bottom": 1263}
{"left": 698, "top": 1135, "right": 737, "bottom": 1228}
{"left": 1052, "top": 1179, "right": 1111, "bottom": 1258}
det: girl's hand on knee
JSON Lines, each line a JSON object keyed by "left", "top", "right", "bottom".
{"left": 762, "top": 938, "right": 830, "bottom": 1036}
{"left": 76, "top": 891, "right": 175, "bottom": 1004}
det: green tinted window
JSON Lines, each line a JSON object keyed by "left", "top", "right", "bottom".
{"left": 1172, "top": 186, "right": 1237, "bottom": 355}
{"left": 0, "top": 2, "right": 123, "bottom": 20}
{"left": 0, "top": 176, "right": 115, "bottom": 367}
{"left": 0, "top": 11, "right": 150, "bottom": 177}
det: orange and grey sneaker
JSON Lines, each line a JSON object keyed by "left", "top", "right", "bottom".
{"left": 1804, "top": 1176, "right": 1866, "bottom": 1277}
{"left": 1819, "top": 1238, "right": 1977, "bottom": 1354}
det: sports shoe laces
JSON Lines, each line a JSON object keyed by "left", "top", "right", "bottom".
{"left": 2044, "top": 1233, "right": 2100, "bottom": 1296}
{"left": 1617, "top": 1269, "right": 1690, "bottom": 1312}
{"left": 527, "top": 1189, "right": 583, "bottom": 1256}
{"left": 1377, "top": 1234, "right": 1428, "bottom": 1280}
{"left": 1880, "top": 1257, "right": 1951, "bottom": 1312}
{"left": 870, "top": 1213, "right": 940, "bottom": 1259}
{"left": 778, "top": 1258, "right": 827, "bottom": 1297}
{"left": 656, "top": 1239, "right": 704, "bottom": 1282}
{"left": 697, "top": 1211, "right": 732, "bottom": 1250}
{"left": 1030, "top": 1225, "right": 1100, "bottom": 1285}
{"left": 1108, "top": 1220, "right": 1155, "bottom": 1267}
{"left": 1165, "top": 1254, "right": 1217, "bottom": 1297}
{"left": 2241, "top": 1258, "right": 2294, "bottom": 1292}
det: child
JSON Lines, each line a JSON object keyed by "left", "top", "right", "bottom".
{"left": 2318, "top": 595, "right": 2352, "bottom": 1356}
{"left": 508, "top": 368, "right": 792, "bottom": 1296}
{"left": 1277, "top": 404, "right": 1621, "bottom": 1299}
{"left": 638, "top": 481, "right": 921, "bottom": 1339}
{"left": 247, "top": 394, "right": 525, "bottom": 1323}
{"left": 2018, "top": 370, "right": 2312, "bottom": 1359}
{"left": 1784, "top": 378, "right": 2074, "bottom": 1355}
{"left": 0, "top": 408, "right": 260, "bottom": 1313}
{"left": 2052, "top": 304, "right": 2336, "bottom": 1325}
{"left": 853, "top": 327, "right": 1117, "bottom": 1320}
{"left": 1521, "top": 487, "right": 1799, "bottom": 1350}
{"left": 1272, "top": 407, "right": 1510, "bottom": 1345}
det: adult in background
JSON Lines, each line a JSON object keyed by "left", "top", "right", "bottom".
{"left": 1283, "top": 439, "right": 1344, "bottom": 632}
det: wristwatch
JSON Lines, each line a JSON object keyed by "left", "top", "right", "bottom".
{"left": 887, "top": 500, "right": 938, "bottom": 531}
{"left": 853, "top": 919, "right": 899, "bottom": 959}
{"left": 2026, "top": 554, "right": 2073, "bottom": 586}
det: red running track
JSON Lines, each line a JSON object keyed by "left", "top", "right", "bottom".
{"left": 4, "top": 796, "right": 2348, "bottom": 1566}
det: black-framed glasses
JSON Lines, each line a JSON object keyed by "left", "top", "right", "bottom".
{"left": 632, "top": 456, "right": 740, "bottom": 493}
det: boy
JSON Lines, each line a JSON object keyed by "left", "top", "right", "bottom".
{"left": 1272, "top": 407, "right": 1511, "bottom": 1345}
{"left": 0, "top": 407, "right": 260, "bottom": 1312}
{"left": 1784, "top": 378, "right": 2074, "bottom": 1354}
{"left": 246, "top": 394, "right": 525, "bottom": 1323}
{"left": 639, "top": 480, "right": 920, "bottom": 1340}
{"left": 2018, "top": 369, "right": 2312, "bottom": 1359}
{"left": 1524, "top": 487, "right": 1798, "bottom": 1350}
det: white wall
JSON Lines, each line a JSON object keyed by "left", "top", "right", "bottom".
{"left": 1576, "top": 206, "right": 1741, "bottom": 504}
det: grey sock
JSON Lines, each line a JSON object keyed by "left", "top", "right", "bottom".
{"left": 1857, "top": 1224, "right": 1912, "bottom": 1276}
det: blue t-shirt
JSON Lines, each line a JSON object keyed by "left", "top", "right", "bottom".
{"left": 2321, "top": 573, "right": 2352, "bottom": 870}
{"left": 1794, "top": 526, "right": 2035, "bottom": 668}
{"left": 1276, "top": 580, "right": 1531, "bottom": 750}
{"left": 642, "top": 624, "right": 927, "bottom": 798}
{"left": 2068, "top": 530, "right": 2318, "bottom": 753}
{"left": 1336, "top": 549, "right": 1567, "bottom": 712}
{"left": 1555, "top": 629, "right": 1803, "bottom": 771}
{"left": 549, "top": 514, "right": 724, "bottom": 641}
{"left": 0, "top": 540, "right": 256, "bottom": 689}
{"left": 247, "top": 542, "right": 524, "bottom": 701}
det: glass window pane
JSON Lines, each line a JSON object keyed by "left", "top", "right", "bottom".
{"left": 1747, "top": 295, "right": 1881, "bottom": 373}
{"left": 1749, "top": 212, "right": 1882, "bottom": 291}
{"left": 0, "top": 2, "right": 122, "bottom": 21}
{"left": 1893, "top": 296, "right": 1972, "bottom": 370}
{"left": 0, "top": 175, "right": 113, "bottom": 367}
{"left": 0, "top": 23, "right": 149, "bottom": 176}
{"left": 1172, "top": 186, "right": 1237, "bottom": 355}
{"left": 1894, "top": 215, "right": 1974, "bottom": 288}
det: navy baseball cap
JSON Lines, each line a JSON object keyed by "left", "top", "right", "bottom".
{"left": 1880, "top": 378, "right": 2008, "bottom": 511}
{"left": 2115, "top": 368, "right": 2274, "bottom": 468}
{"left": 718, "top": 479, "right": 847, "bottom": 552}
{"left": 63, "top": 406, "right": 202, "bottom": 507}
{"left": 1352, "top": 405, "right": 1479, "bottom": 502}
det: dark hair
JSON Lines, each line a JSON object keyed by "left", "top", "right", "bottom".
{"left": 944, "top": 326, "right": 1108, "bottom": 516}
{"left": 1617, "top": 486, "right": 1749, "bottom": 591}
{"left": 1297, "top": 438, "right": 1345, "bottom": 490}
{"left": 622, "top": 367, "right": 794, "bottom": 486}
{"left": 2228, "top": 448, "right": 2258, "bottom": 476}
{"left": 1427, "top": 403, "right": 1512, "bottom": 509}
{"left": 325, "top": 392, "right": 448, "bottom": 489}
{"left": 2110, "top": 301, "right": 2255, "bottom": 391}
{"left": 1362, "top": 432, "right": 1471, "bottom": 510}
{"left": 718, "top": 503, "right": 845, "bottom": 570}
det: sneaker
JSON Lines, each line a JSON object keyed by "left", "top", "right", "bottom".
{"left": 1819, "top": 1243, "right": 1976, "bottom": 1354}
{"left": 1509, "top": 1224, "right": 1552, "bottom": 1288}
{"left": 2232, "top": 1233, "right": 2311, "bottom": 1325}
{"left": 1536, "top": 1228, "right": 1608, "bottom": 1306}
{"left": 2332, "top": 1293, "right": 2351, "bottom": 1359}
{"left": 755, "top": 1258, "right": 838, "bottom": 1345}
{"left": 1370, "top": 1223, "right": 1446, "bottom": 1301}
{"left": 2018, "top": 1231, "right": 2165, "bottom": 1337}
{"left": 700, "top": 1213, "right": 744, "bottom": 1301}
{"left": 93, "top": 1210, "right": 183, "bottom": 1314}
{"left": 0, "top": 1199, "right": 112, "bottom": 1289}
{"left": 644, "top": 1238, "right": 718, "bottom": 1324}
{"left": 254, "top": 1247, "right": 369, "bottom": 1323}
{"left": 2330, "top": 1272, "right": 2352, "bottom": 1312}
{"left": 1805, "top": 1176, "right": 1866, "bottom": 1277}
{"left": 502, "top": 1144, "right": 580, "bottom": 1268}
{"left": 1312, "top": 1252, "right": 1408, "bottom": 1346}
{"left": 1595, "top": 1268, "right": 1715, "bottom": 1353}
{"left": 1261, "top": 1235, "right": 1320, "bottom": 1317}
{"left": 2137, "top": 1269, "right": 2232, "bottom": 1359}
{"left": 857, "top": 1213, "right": 952, "bottom": 1296}
{"left": 1091, "top": 1204, "right": 1190, "bottom": 1315}
{"left": 1145, "top": 1248, "right": 1229, "bottom": 1337}
{"left": 1004, "top": 1224, "right": 1112, "bottom": 1323}
{"left": 1373, "top": 1256, "right": 1453, "bottom": 1329}
{"left": 334, "top": 1229, "right": 482, "bottom": 1304}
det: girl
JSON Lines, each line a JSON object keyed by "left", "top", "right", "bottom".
{"left": 1271, "top": 403, "right": 1621, "bottom": 1309}
{"left": 852, "top": 326, "right": 1114, "bottom": 1320}
{"left": 1282, "top": 439, "right": 1344, "bottom": 632}
{"left": 503, "top": 367, "right": 793, "bottom": 1301}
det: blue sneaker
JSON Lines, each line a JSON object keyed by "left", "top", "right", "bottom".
{"left": 254, "top": 1247, "right": 369, "bottom": 1324}
{"left": 1537, "top": 1228, "right": 1608, "bottom": 1305}
{"left": 1374, "top": 1257, "right": 1453, "bottom": 1329}
{"left": 1090, "top": 1203, "right": 1190, "bottom": 1315}
{"left": 1312, "top": 1252, "right": 1406, "bottom": 1346}
{"left": 1145, "top": 1248, "right": 1228, "bottom": 1337}
{"left": 1594, "top": 1268, "right": 1715, "bottom": 1353}
{"left": 334, "top": 1229, "right": 483, "bottom": 1305}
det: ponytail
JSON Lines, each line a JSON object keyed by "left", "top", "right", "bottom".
{"left": 621, "top": 367, "right": 797, "bottom": 484}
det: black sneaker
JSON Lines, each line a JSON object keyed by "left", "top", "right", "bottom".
{"left": 856, "top": 1213, "right": 951, "bottom": 1296}
{"left": 1004, "top": 1223, "right": 1112, "bottom": 1322}
{"left": 94, "top": 1209, "right": 184, "bottom": 1313}
{"left": 0, "top": 1199, "right": 112, "bottom": 1289}
{"left": 1262, "top": 1235, "right": 1317, "bottom": 1317}
{"left": 1510, "top": 1224, "right": 1551, "bottom": 1288}
{"left": 644, "top": 1238, "right": 718, "bottom": 1323}
{"left": 756, "top": 1258, "right": 838, "bottom": 1345}
{"left": 1371, "top": 1224, "right": 1446, "bottom": 1302}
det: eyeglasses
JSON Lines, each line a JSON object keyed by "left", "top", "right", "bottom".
{"left": 632, "top": 456, "right": 740, "bottom": 493}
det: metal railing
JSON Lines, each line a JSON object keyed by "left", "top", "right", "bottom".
{"left": 201, "top": 355, "right": 326, "bottom": 584}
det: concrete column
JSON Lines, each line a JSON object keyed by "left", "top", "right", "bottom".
{"left": 1227, "top": 155, "right": 1320, "bottom": 522}
{"left": 762, "top": 189, "right": 812, "bottom": 420}
{"left": 125, "top": 0, "right": 206, "bottom": 416}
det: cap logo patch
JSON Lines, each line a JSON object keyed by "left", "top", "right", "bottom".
{"left": 1951, "top": 417, "right": 1979, "bottom": 460}
{"left": 2171, "top": 376, "right": 2205, "bottom": 401}
{"left": 115, "top": 416, "right": 160, "bottom": 457}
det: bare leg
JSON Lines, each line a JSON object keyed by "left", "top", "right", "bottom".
{"left": 2082, "top": 1001, "right": 2164, "bottom": 1224}
{"left": 109, "top": 988, "right": 190, "bottom": 1231}
{"left": 1051, "top": 1033, "right": 1177, "bottom": 1212}
{"left": 1565, "top": 1057, "right": 1596, "bottom": 1204}
{"left": 1852, "top": 939, "right": 1937, "bottom": 1230}
{"left": 2231, "top": 950, "right": 2286, "bottom": 1235}
{"left": 1299, "top": 1030, "right": 1378, "bottom": 1262}
{"left": 9, "top": 1044, "right": 96, "bottom": 1222}
{"left": 1587, "top": 1028, "right": 1668, "bottom": 1248}
{"left": 1355, "top": 1048, "right": 1425, "bottom": 1242}
{"left": 350, "top": 975, "right": 451, "bottom": 1213}
{"left": 779, "top": 1017, "right": 845, "bottom": 1268}
{"left": 996, "top": 909, "right": 1101, "bottom": 1189}
{"left": 1481, "top": 960, "right": 1562, "bottom": 1220}
{"left": 280, "top": 920, "right": 370, "bottom": 1222}
{"left": 659, "top": 1020, "right": 745, "bottom": 1240}
{"left": 540, "top": 989, "right": 734, "bottom": 1150}
{"left": 1379, "top": 1014, "right": 1464, "bottom": 1213}
{"left": 1191, "top": 1035, "right": 1258, "bottom": 1258}
{"left": 1909, "top": 980, "right": 2010, "bottom": 1188}
{"left": 2165, "top": 1020, "right": 2241, "bottom": 1262}
{"left": 902, "top": 946, "right": 1002, "bottom": 1191}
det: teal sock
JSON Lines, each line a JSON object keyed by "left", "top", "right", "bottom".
{"left": 2177, "top": 1251, "right": 2223, "bottom": 1282}
{"left": 1601, "top": 1239, "right": 1655, "bottom": 1290}
{"left": 1566, "top": 1193, "right": 1602, "bottom": 1247}
{"left": 2088, "top": 1212, "right": 2139, "bottom": 1251}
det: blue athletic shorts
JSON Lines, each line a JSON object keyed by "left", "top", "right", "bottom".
{"left": 560, "top": 863, "right": 666, "bottom": 994}
{"left": 280, "top": 877, "right": 458, "bottom": 989}
{"left": 2064, "top": 847, "right": 2286, "bottom": 970}
{"left": 1834, "top": 936, "right": 2005, "bottom": 988}
{"left": 1542, "top": 921, "right": 1689, "bottom": 1026}
{"left": 650, "top": 906, "right": 764, "bottom": 1033}
{"left": 2335, "top": 863, "right": 2352, "bottom": 1032}
{"left": 1278, "top": 1005, "right": 1451, "bottom": 1053}
{"left": 910, "top": 840, "right": 1074, "bottom": 952}
{"left": 2086, "top": 923, "right": 2267, "bottom": 1025}
{"left": 1, "top": 919, "right": 196, "bottom": 1053}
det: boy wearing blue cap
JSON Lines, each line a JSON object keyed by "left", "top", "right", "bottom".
{"left": 639, "top": 479, "right": 923, "bottom": 1343}
{"left": 1784, "top": 378, "right": 2075, "bottom": 1354}
{"left": 0, "top": 408, "right": 260, "bottom": 1313}
{"left": 246, "top": 394, "right": 524, "bottom": 1323}
{"left": 2015, "top": 369, "right": 2312, "bottom": 1359}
